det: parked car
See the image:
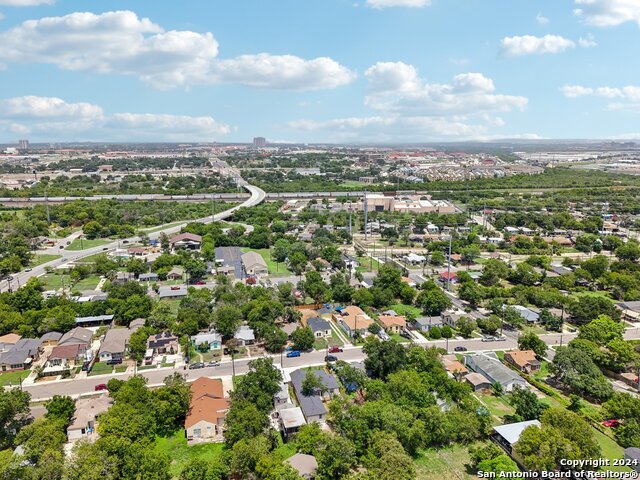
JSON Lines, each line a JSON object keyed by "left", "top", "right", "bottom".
{"left": 122, "top": 240, "right": 129, "bottom": 244}
{"left": 102, "top": 247, "right": 108, "bottom": 251}
{"left": 481, "top": 336, "right": 495, "bottom": 342}
{"left": 324, "top": 355, "right": 338, "bottom": 363}
{"left": 328, "top": 346, "right": 343, "bottom": 353}
{"left": 205, "top": 361, "right": 220, "bottom": 367}
{"left": 602, "top": 420, "right": 621, "bottom": 428}
{"left": 81, "top": 361, "right": 90, "bottom": 371}
{"left": 94, "top": 384, "right": 108, "bottom": 391}
{"left": 194, "top": 280, "right": 206, "bottom": 285}
{"left": 24, "top": 268, "right": 32, "bottom": 272}
{"left": 223, "top": 347, "right": 239, "bottom": 355}
{"left": 106, "top": 358, "right": 123, "bottom": 365}
{"left": 286, "top": 350, "right": 301, "bottom": 358}
{"left": 454, "top": 346, "right": 467, "bottom": 352}
{"left": 399, "top": 330, "right": 412, "bottom": 339}
{"left": 495, "top": 336, "right": 507, "bottom": 342}
{"left": 189, "top": 362, "right": 205, "bottom": 369}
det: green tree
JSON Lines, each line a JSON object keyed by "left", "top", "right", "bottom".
{"left": 223, "top": 400, "right": 269, "bottom": 446}
{"left": 509, "top": 386, "right": 547, "bottom": 421}
{"left": 456, "top": 316, "right": 477, "bottom": 338}
{"left": 0, "top": 388, "right": 31, "bottom": 450}
{"left": 291, "top": 327, "right": 315, "bottom": 351}
{"left": 45, "top": 395, "right": 76, "bottom": 425}
{"left": 316, "top": 435, "right": 356, "bottom": 480}
{"left": 518, "top": 332, "right": 547, "bottom": 357}
{"left": 363, "top": 337, "right": 407, "bottom": 379}
{"left": 416, "top": 285, "right": 452, "bottom": 316}
{"left": 213, "top": 305, "right": 243, "bottom": 339}
{"left": 263, "top": 327, "right": 287, "bottom": 353}
{"left": 578, "top": 314, "right": 624, "bottom": 345}
{"left": 227, "top": 435, "right": 270, "bottom": 478}
{"left": 302, "top": 370, "right": 325, "bottom": 396}
{"left": 296, "top": 422, "right": 328, "bottom": 455}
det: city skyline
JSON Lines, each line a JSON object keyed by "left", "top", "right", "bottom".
{"left": 0, "top": 0, "right": 638, "bottom": 143}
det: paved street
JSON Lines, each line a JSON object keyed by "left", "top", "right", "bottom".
{"left": 18, "top": 329, "right": 624, "bottom": 402}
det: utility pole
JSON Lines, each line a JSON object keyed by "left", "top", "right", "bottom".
{"left": 211, "top": 192, "right": 216, "bottom": 220}
{"left": 363, "top": 191, "right": 368, "bottom": 241}
{"left": 446, "top": 234, "right": 452, "bottom": 291}
{"left": 348, "top": 208, "right": 352, "bottom": 238}
{"left": 45, "top": 186, "right": 51, "bottom": 226}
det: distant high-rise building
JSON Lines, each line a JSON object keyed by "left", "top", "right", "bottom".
{"left": 253, "top": 137, "right": 267, "bottom": 147}
{"left": 18, "top": 139, "right": 29, "bottom": 151}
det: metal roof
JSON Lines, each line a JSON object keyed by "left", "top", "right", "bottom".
{"left": 493, "top": 420, "right": 541, "bottom": 446}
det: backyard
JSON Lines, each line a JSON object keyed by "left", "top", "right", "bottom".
{"left": 154, "top": 430, "right": 225, "bottom": 479}
{"left": 414, "top": 444, "right": 475, "bottom": 479}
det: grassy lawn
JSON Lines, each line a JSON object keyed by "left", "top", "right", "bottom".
{"left": 387, "top": 304, "right": 422, "bottom": 318}
{"left": 29, "top": 254, "right": 61, "bottom": 267}
{"left": 115, "top": 365, "right": 128, "bottom": 373}
{"left": 476, "top": 393, "right": 515, "bottom": 424}
{"left": 532, "top": 361, "right": 551, "bottom": 380}
{"left": 390, "top": 333, "right": 411, "bottom": 343}
{"left": 414, "top": 444, "right": 476, "bottom": 480}
{"left": 39, "top": 273, "right": 71, "bottom": 291}
{"left": 138, "top": 365, "right": 157, "bottom": 371}
{"left": 240, "top": 248, "right": 292, "bottom": 276}
{"left": 66, "top": 238, "right": 110, "bottom": 251}
{"left": 141, "top": 222, "right": 185, "bottom": 234}
{"left": 594, "top": 429, "right": 631, "bottom": 472}
{"left": 523, "top": 325, "right": 548, "bottom": 335}
{"left": 155, "top": 430, "right": 224, "bottom": 479}
{"left": 0, "top": 370, "right": 30, "bottom": 387}
{"left": 89, "top": 362, "right": 113, "bottom": 376}
{"left": 355, "top": 255, "right": 381, "bottom": 273}
{"left": 81, "top": 252, "right": 111, "bottom": 263}
{"left": 73, "top": 275, "right": 101, "bottom": 290}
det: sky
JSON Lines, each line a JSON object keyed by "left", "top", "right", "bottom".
{"left": 0, "top": 0, "right": 639, "bottom": 144}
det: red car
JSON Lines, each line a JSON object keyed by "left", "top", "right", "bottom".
{"left": 94, "top": 384, "right": 108, "bottom": 391}
{"left": 328, "top": 346, "right": 343, "bottom": 353}
{"left": 602, "top": 419, "right": 621, "bottom": 428}
{"left": 194, "top": 280, "right": 206, "bottom": 285}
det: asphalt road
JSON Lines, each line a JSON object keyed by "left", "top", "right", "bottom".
{"left": 0, "top": 181, "right": 266, "bottom": 293}
{"left": 19, "top": 330, "right": 614, "bottom": 401}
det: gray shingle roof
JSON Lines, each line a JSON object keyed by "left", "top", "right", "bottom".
{"left": 466, "top": 353, "right": 524, "bottom": 387}
{"left": 290, "top": 369, "right": 338, "bottom": 418}
{"left": 307, "top": 317, "right": 330, "bottom": 334}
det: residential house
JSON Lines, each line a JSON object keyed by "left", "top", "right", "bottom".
{"left": 185, "top": 377, "right": 230, "bottom": 442}
{"left": 508, "top": 305, "right": 540, "bottom": 324}
{"left": 333, "top": 306, "right": 374, "bottom": 337}
{"left": 307, "top": 317, "right": 331, "bottom": 338}
{"left": 464, "top": 372, "right": 493, "bottom": 391}
{"left": 191, "top": 330, "right": 222, "bottom": 351}
{"left": 98, "top": 327, "right": 137, "bottom": 363}
{"left": 166, "top": 266, "right": 185, "bottom": 281}
{"left": 286, "top": 453, "right": 318, "bottom": 480}
{"left": 215, "top": 246, "right": 243, "bottom": 279}
{"left": 280, "top": 322, "right": 299, "bottom": 338}
{"left": 413, "top": 316, "right": 444, "bottom": 332}
{"left": 113, "top": 271, "right": 136, "bottom": 284}
{"left": 439, "top": 271, "right": 458, "bottom": 284}
{"left": 0, "top": 333, "right": 21, "bottom": 353}
{"left": 67, "top": 396, "right": 114, "bottom": 442}
{"left": 59, "top": 327, "right": 93, "bottom": 347}
{"left": 442, "top": 312, "right": 465, "bottom": 328}
{"left": 40, "top": 331, "right": 62, "bottom": 347}
{"left": 75, "top": 314, "right": 114, "bottom": 327}
{"left": 290, "top": 368, "right": 340, "bottom": 423}
{"left": 45, "top": 344, "right": 88, "bottom": 375}
{"left": 138, "top": 273, "right": 159, "bottom": 282}
{"left": 147, "top": 332, "right": 178, "bottom": 355}
{"left": 342, "top": 254, "right": 359, "bottom": 270}
{"left": 492, "top": 420, "right": 541, "bottom": 456}
{"left": 170, "top": 233, "right": 202, "bottom": 251}
{"left": 234, "top": 325, "right": 255, "bottom": 346}
{"left": 277, "top": 406, "right": 307, "bottom": 439}
{"left": 463, "top": 352, "right": 527, "bottom": 392}
{"left": 504, "top": 350, "right": 540, "bottom": 374}
{"left": 442, "top": 355, "right": 468, "bottom": 376}
{"left": 616, "top": 301, "right": 640, "bottom": 322}
{"left": 241, "top": 251, "right": 268, "bottom": 276}
{"left": 377, "top": 315, "right": 407, "bottom": 334}
{"left": 158, "top": 284, "right": 188, "bottom": 300}
{"left": 404, "top": 253, "right": 426, "bottom": 265}
{"left": 0, "top": 348, "right": 33, "bottom": 372}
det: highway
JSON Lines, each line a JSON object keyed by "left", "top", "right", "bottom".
{"left": 0, "top": 181, "right": 266, "bottom": 293}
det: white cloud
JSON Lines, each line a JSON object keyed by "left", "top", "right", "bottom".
{"left": 578, "top": 34, "right": 598, "bottom": 47}
{"left": 364, "top": 62, "right": 528, "bottom": 115}
{"left": 0, "top": 96, "right": 230, "bottom": 141}
{"left": 536, "top": 13, "right": 549, "bottom": 24}
{"left": 0, "top": 0, "right": 54, "bottom": 5}
{"left": 211, "top": 54, "right": 355, "bottom": 90}
{"left": 365, "top": 0, "right": 430, "bottom": 9}
{"left": 0, "top": 95, "right": 103, "bottom": 119}
{"left": 288, "top": 62, "right": 530, "bottom": 142}
{"left": 574, "top": 0, "right": 640, "bottom": 27}
{"left": 500, "top": 35, "right": 576, "bottom": 56}
{"left": 562, "top": 84, "right": 640, "bottom": 111}
{"left": 0, "top": 10, "right": 354, "bottom": 90}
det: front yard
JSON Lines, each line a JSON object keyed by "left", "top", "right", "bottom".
{"left": 0, "top": 370, "right": 30, "bottom": 387}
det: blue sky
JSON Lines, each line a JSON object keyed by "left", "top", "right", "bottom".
{"left": 0, "top": 0, "right": 638, "bottom": 143}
